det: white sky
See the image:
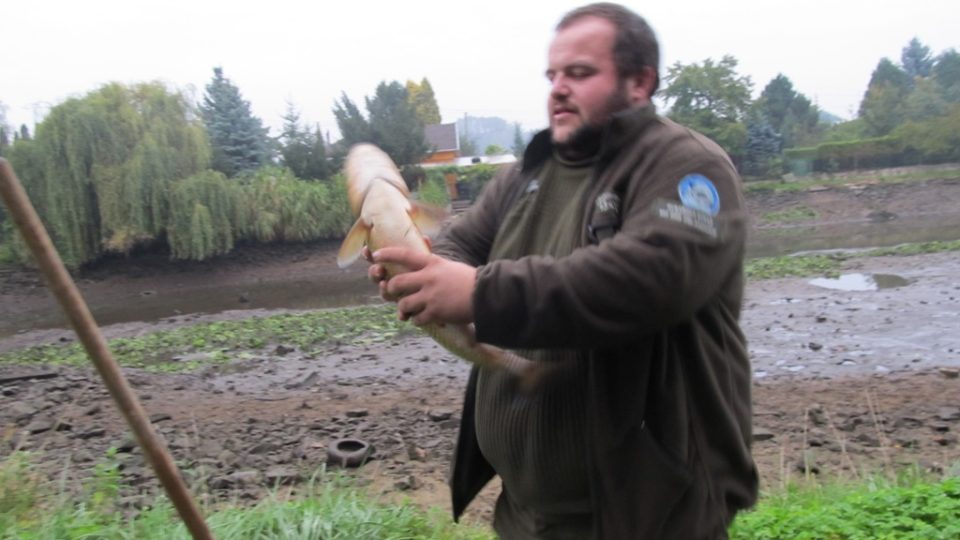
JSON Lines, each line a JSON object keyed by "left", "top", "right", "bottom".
{"left": 3, "top": 0, "right": 957, "bottom": 139}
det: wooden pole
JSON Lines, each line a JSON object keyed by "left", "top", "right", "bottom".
{"left": 0, "top": 158, "right": 214, "bottom": 540}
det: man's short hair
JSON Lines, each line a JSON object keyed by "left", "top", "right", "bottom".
{"left": 557, "top": 2, "right": 660, "bottom": 95}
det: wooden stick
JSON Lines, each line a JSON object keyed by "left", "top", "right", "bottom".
{"left": 0, "top": 158, "right": 214, "bottom": 540}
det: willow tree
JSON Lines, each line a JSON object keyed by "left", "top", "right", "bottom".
{"left": 168, "top": 170, "right": 238, "bottom": 260}
{"left": 7, "top": 82, "right": 209, "bottom": 267}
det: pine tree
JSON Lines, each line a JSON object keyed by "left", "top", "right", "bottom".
{"left": 334, "top": 81, "right": 428, "bottom": 166}
{"left": 901, "top": 38, "right": 934, "bottom": 80}
{"left": 200, "top": 67, "right": 271, "bottom": 177}
{"left": 278, "top": 102, "right": 331, "bottom": 181}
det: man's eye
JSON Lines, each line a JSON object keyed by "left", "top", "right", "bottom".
{"left": 568, "top": 67, "right": 592, "bottom": 79}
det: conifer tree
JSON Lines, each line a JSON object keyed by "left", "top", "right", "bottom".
{"left": 200, "top": 67, "right": 271, "bottom": 177}
{"left": 334, "top": 81, "right": 428, "bottom": 166}
{"left": 279, "top": 102, "right": 330, "bottom": 180}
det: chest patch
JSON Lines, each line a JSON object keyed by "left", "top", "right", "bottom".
{"left": 678, "top": 174, "right": 720, "bottom": 216}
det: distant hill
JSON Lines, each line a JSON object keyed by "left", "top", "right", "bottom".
{"left": 819, "top": 110, "right": 845, "bottom": 125}
{"left": 456, "top": 115, "right": 535, "bottom": 155}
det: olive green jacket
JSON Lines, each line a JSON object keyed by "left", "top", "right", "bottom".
{"left": 435, "top": 105, "right": 758, "bottom": 539}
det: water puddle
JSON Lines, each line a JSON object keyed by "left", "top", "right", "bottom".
{"left": 809, "top": 273, "right": 910, "bottom": 291}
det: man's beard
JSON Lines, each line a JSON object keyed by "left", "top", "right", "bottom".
{"left": 554, "top": 84, "right": 632, "bottom": 161}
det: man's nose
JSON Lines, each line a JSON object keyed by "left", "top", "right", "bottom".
{"left": 550, "top": 75, "right": 571, "bottom": 97}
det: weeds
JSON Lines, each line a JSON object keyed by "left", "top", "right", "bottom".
{"left": 760, "top": 206, "right": 819, "bottom": 224}
{"left": 729, "top": 475, "right": 960, "bottom": 539}
{"left": 0, "top": 305, "right": 405, "bottom": 372}
{"left": 0, "top": 452, "right": 493, "bottom": 540}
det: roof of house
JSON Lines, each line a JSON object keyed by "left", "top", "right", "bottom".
{"left": 424, "top": 123, "right": 458, "bottom": 153}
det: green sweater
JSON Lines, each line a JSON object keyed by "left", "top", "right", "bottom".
{"left": 474, "top": 154, "right": 595, "bottom": 521}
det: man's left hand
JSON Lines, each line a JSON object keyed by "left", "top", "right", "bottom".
{"left": 372, "top": 247, "right": 477, "bottom": 326}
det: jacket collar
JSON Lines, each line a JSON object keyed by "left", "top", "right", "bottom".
{"left": 521, "top": 104, "right": 658, "bottom": 174}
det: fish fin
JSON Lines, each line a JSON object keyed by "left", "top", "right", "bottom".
{"left": 337, "top": 218, "right": 370, "bottom": 268}
{"left": 409, "top": 201, "right": 449, "bottom": 238}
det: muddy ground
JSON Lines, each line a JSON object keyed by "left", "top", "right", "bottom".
{"left": 1, "top": 174, "right": 960, "bottom": 527}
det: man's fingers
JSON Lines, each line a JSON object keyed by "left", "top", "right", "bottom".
{"left": 372, "top": 247, "right": 430, "bottom": 271}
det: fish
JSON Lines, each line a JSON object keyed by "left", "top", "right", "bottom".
{"left": 337, "top": 143, "right": 544, "bottom": 388}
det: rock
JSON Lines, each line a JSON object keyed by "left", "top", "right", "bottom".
{"left": 394, "top": 475, "right": 422, "bottom": 491}
{"left": 264, "top": 466, "right": 301, "bottom": 486}
{"left": 25, "top": 416, "right": 69, "bottom": 434}
{"left": 428, "top": 410, "right": 453, "bottom": 422}
{"left": 209, "top": 470, "right": 261, "bottom": 490}
{"left": 8, "top": 402, "right": 38, "bottom": 423}
{"left": 249, "top": 442, "right": 279, "bottom": 455}
{"left": 274, "top": 345, "right": 295, "bottom": 356}
{"left": 808, "top": 342, "right": 823, "bottom": 351}
{"left": 939, "top": 368, "right": 959, "bottom": 379}
{"left": 936, "top": 407, "right": 960, "bottom": 421}
{"left": 930, "top": 422, "right": 950, "bottom": 433}
{"left": 752, "top": 427, "right": 775, "bottom": 442}
{"left": 406, "top": 444, "right": 427, "bottom": 461}
{"left": 76, "top": 427, "right": 106, "bottom": 440}
{"left": 345, "top": 409, "right": 369, "bottom": 418}
{"left": 284, "top": 371, "right": 318, "bottom": 389}
{"left": 149, "top": 413, "right": 172, "bottom": 424}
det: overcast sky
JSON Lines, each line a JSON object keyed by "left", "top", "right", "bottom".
{"left": 4, "top": 0, "right": 957, "bottom": 139}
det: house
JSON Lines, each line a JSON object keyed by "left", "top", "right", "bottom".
{"left": 421, "top": 123, "right": 459, "bottom": 165}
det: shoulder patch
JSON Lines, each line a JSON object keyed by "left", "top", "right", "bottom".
{"left": 678, "top": 174, "right": 720, "bottom": 216}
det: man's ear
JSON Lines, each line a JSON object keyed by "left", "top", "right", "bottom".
{"left": 625, "top": 66, "right": 657, "bottom": 105}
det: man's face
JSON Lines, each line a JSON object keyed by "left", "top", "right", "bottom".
{"left": 547, "top": 17, "right": 641, "bottom": 145}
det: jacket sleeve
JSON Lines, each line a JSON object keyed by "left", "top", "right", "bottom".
{"left": 431, "top": 163, "right": 520, "bottom": 266}
{"left": 472, "top": 149, "right": 748, "bottom": 350}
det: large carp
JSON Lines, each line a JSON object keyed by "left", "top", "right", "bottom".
{"left": 337, "top": 143, "right": 542, "bottom": 387}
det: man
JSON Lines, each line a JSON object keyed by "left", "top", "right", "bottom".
{"left": 370, "top": 3, "right": 758, "bottom": 538}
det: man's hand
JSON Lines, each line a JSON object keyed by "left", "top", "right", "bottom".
{"left": 372, "top": 247, "right": 477, "bottom": 326}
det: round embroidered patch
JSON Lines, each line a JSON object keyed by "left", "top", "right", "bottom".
{"left": 678, "top": 174, "right": 720, "bottom": 215}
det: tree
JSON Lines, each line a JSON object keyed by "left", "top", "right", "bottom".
{"left": 933, "top": 49, "right": 960, "bottom": 102}
{"left": 406, "top": 78, "right": 441, "bottom": 125}
{"left": 512, "top": 122, "right": 527, "bottom": 157}
{"left": 858, "top": 58, "right": 910, "bottom": 136}
{"left": 742, "top": 115, "right": 782, "bottom": 178}
{"left": 279, "top": 102, "right": 330, "bottom": 180}
{"left": 902, "top": 77, "right": 948, "bottom": 122}
{"left": 661, "top": 55, "right": 753, "bottom": 157}
{"left": 6, "top": 82, "right": 209, "bottom": 267}
{"left": 901, "top": 37, "right": 934, "bottom": 80}
{"left": 333, "top": 81, "right": 429, "bottom": 166}
{"left": 484, "top": 144, "right": 507, "bottom": 156}
{"left": 200, "top": 67, "right": 271, "bottom": 177}
{"left": 754, "top": 74, "right": 822, "bottom": 148}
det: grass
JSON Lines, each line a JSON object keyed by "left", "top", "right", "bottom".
{"left": 0, "top": 452, "right": 493, "bottom": 540}
{"left": 3, "top": 451, "right": 958, "bottom": 539}
{"left": 760, "top": 206, "right": 819, "bottom": 224}
{"left": 0, "top": 304, "right": 409, "bottom": 372}
{"left": 729, "top": 475, "right": 960, "bottom": 539}
{"left": 744, "top": 166, "right": 960, "bottom": 194}
{"left": 745, "top": 238, "right": 960, "bottom": 280}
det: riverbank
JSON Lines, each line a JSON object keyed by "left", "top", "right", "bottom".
{"left": 1, "top": 170, "right": 959, "bottom": 526}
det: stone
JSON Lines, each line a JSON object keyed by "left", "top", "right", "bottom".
{"left": 265, "top": 466, "right": 302, "bottom": 486}
{"left": 752, "top": 427, "right": 775, "bottom": 442}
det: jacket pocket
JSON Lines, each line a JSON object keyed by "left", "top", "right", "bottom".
{"left": 597, "top": 425, "right": 694, "bottom": 539}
